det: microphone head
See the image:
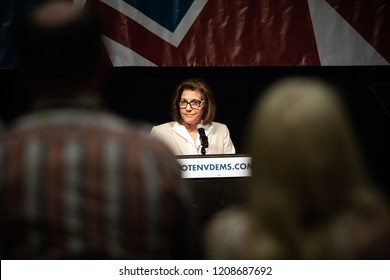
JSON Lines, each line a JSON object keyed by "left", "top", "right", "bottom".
{"left": 196, "top": 124, "right": 204, "bottom": 130}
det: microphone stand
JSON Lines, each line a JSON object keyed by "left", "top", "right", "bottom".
{"left": 197, "top": 124, "right": 208, "bottom": 155}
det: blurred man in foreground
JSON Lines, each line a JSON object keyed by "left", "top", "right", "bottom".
{"left": 0, "top": 0, "right": 196, "bottom": 259}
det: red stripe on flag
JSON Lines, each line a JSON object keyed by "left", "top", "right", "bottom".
{"left": 89, "top": 0, "right": 177, "bottom": 66}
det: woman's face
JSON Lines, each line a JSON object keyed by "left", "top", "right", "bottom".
{"left": 179, "top": 89, "right": 205, "bottom": 128}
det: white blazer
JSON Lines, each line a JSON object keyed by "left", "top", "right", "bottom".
{"left": 150, "top": 121, "right": 236, "bottom": 155}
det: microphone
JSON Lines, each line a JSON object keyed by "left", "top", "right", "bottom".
{"left": 197, "top": 124, "right": 209, "bottom": 149}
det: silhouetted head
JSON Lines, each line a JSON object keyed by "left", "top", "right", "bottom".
{"left": 14, "top": 0, "right": 105, "bottom": 98}
{"left": 248, "top": 77, "right": 369, "bottom": 224}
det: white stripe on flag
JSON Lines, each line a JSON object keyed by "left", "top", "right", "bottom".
{"left": 102, "top": 35, "right": 157, "bottom": 66}
{"left": 308, "top": 0, "right": 389, "bottom": 66}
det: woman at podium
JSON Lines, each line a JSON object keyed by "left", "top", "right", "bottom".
{"left": 151, "top": 78, "right": 235, "bottom": 155}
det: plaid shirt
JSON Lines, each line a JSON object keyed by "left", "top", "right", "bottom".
{"left": 0, "top": 103, "right": 195, "bottom": 259}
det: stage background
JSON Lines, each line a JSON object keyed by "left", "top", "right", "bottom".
{"left": 1, "top": 0, "right": 390, "bottom": 196}
{"left": 1, "top": 66, "right": 390, "bottom": 198}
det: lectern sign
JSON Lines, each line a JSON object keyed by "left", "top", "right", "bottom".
{"left": 176, "top": 155, "right": 252, "bottom": 179}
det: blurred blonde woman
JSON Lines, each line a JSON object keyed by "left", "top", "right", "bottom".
{"left": 204, "top": 77, "right": 390, "bottom": 259}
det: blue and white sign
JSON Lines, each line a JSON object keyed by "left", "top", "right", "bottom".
{"left": 176, "top": 155, "right": 251, "bottom": 179}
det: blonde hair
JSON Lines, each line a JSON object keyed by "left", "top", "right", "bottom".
{"left": 246, "top": 77, "right": 387, "bottom": 259}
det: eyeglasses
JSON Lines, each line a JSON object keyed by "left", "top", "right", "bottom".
{"left": 179, "top": 99, "right": 203, "bottom": 109}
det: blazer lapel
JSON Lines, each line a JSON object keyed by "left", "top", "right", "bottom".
{"left": 171, "top": 127, "right": 189, "bottom": 155}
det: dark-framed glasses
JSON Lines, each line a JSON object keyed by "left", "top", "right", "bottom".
{"left": 179, "top": 99, "right": 203, "bottom": 109}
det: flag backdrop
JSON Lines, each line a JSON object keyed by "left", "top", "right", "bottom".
{"left": 82, "top": 0, "right": 390, "bottom": 66}
{"left": 1, "top": 0, "right": 389, "bottom": 68}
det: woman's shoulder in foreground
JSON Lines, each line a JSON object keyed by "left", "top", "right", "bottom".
{"left": 209, "top": 122, "right": 230, "bottom": 133}
{"left": 210, "top": 121, "right": 228, "bottom": 128}
{"left": 151, "top": 121, "right": 176, "bottom": 130}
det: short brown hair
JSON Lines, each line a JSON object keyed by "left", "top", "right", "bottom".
{"left": 170, "top": 78, "right": 216, "bottom": 125}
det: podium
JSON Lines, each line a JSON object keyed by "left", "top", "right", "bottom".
{"left": 176, "top": 154, "right": 252, "bottom": 225}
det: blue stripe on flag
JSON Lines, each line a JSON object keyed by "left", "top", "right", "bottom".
{"left": 123, "top": 0, "right": 194, "bottom": 32}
